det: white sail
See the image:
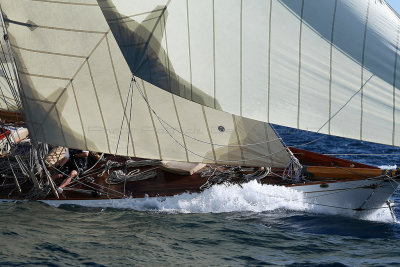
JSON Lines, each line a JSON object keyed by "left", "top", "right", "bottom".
{"left": 0, "top": 37, "right": 20, "bottom": 112}
{"left": 0, "top": 0, "right": 291, "bottom": 167}
{"left": 0, "top": 75, "right": 19, "bottom": 112}
{"left": 98, "top": 0, "right": 400, "bottom": 146}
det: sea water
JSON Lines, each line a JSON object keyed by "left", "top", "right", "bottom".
{"left": 1, "top": 126, "right": 400, "bottom": 266}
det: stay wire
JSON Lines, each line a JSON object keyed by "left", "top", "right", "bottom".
{"left": 132, "top": 78, "right": 288, "bottom": 164}
{"left": 0, "top": 40, "right": 21, "bottom": 110}
{"left": 0, "top": 76, "right": 11, "bottom": 111}
{"left": 133, "top": 78, "right": 283, "bottom": 148}
{"left": 0, "top": 5, "right": 25, "bottom": 112}
{"left": 50, "top": 162, "right": 125, "bottom": 198}
{"left": 126, "top": 78, "right": 134, "bottom": 157}
{"left": 291, "top": 75, "right": 375, "bottom": 148}
{"left": 115, "top": 77, "right": 134, "bottom": 155}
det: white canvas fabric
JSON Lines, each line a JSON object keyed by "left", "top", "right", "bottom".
{"left": 97, "top": 0, "right": 400, "bottom": 146}
{"left": 0, "top": 38, "right": 20, "bottom": 111}
{"left": 0, "top": 0, "right": 291, "bottom": 167}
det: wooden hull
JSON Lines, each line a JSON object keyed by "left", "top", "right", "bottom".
{"left": 1, "top": 177, "right": 396, "bottom": 219}
{"left": 0, "top": 148, "right": 398, "bottom": 218}
{"left": 0, "top": 110, "right": 23, "bottom": 124}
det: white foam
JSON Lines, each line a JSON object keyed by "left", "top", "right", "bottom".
{"left": 379, "top": 164, "right": 397, "bottom": 170}
{"left": 99, "top": 180, "right": 311, "bottom": 213}
{"left": 360, "top": 204, "right": 398, "bottom": 223}
{"left": 39, "top": 180, "right": 398, "bottom": 223}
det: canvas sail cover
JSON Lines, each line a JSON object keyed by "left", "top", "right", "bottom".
{"left": 0, "top": 0, "right": 291, "bottom": 167}
{"left": 96, "top": 0, "right": 400, "bottom": 147}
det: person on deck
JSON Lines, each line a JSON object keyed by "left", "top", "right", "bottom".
{"left": 52, "top": 149, "right": 89, "bottom": 194}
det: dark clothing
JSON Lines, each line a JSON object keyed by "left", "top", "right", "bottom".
{"left": 62, "top": 149, "right": 88, "bottom": 175}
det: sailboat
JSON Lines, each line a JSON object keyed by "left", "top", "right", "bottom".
{"left": 0, "top": 0, "right": 399, "bottom": 219}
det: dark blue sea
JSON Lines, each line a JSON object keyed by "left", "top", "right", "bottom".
{"left": 1, "top": 126, "right": 400, "bottom": 266}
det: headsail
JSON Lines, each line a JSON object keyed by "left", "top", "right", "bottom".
{"left": 97, "top": 0, "right": 400, "bottom": 147}
{"left": 0, "top": 0, "right": 291, "bottom": 167}
{"left": 0, "top": 36, "right": 20, "bottom": 112}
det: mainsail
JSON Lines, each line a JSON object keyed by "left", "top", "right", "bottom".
{"left": 0, "top": 0, "right": 291, "bottom": 167}
{"left": 98, "top": 0, "right": 400, "bottom": 147}
{"left": 0, "top": 36, "right": 20, "bottom": 112}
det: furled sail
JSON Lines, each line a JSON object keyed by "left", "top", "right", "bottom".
{"left": 97, "top": 0, "right": 400, "bottom": 147}
{"left": 0, "top": 0, "right": 291, "bottom": 167}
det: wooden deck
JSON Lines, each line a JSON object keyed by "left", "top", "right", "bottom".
{"left": 0, "top": 147, "right": 393, "bottom": 201}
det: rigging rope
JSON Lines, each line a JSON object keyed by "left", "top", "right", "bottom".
{"left": 131, "top": 77, "right": 291, "bottom": 165}
{"left": 105, "top": 167, "right": 158, "bottom": 185}
{"left": 0, "top": 9, "right": 23, "bottom": 111}
{"left": 115, "top": 77, "right": 134, "bottom": 155}
{"left": 289, "top": 75, "right": 375, "bottom": 149}
{"left": 132, "top": 77, "right": 284, "bottom": 148}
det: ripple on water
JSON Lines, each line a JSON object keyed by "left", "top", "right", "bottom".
{"left": 2, "top": 126, "right": 400, "bottom": 265}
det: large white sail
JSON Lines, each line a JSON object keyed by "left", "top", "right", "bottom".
{"left": 98, "top": 0, "right": 400, "bottom": 147}
{"left": 0, "top": 38, "right": 20, "bottom": 112}
{"left": 0, "top": 0, "right": 291, "bottom": 167}
{"left": 0, "top": 75, "right": 19, "bottom": 112}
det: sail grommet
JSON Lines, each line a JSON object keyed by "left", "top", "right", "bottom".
{"left": 218, "top": 126, "right": 225, "bottom": 132}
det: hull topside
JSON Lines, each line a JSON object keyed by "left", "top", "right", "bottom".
{"left": 0, "top": 148, "right": 398, "bottom": 219}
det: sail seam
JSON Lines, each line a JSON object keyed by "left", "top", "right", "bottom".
{"left": 54, "top": 105, "right": 68, "bottom": 147}
{"left": 132, "top": 83, "right": 285, "bottom": 147}
{"left": 201, "top": 106, "right": 217, "bottom": 163}
{"left": 9, "top": 22, "right": 107, "bottom": 34}
{"left": 186, "top": 0, "right": 193, "bottom": 100}
{"left": 141, "top": 79, "right": 163, "bottom": 160}
{"left": 297, "top": 0, "right": 305, "bottom": 129}
{"left": 21, "top": 96, "right": 54, "bottom": 104}
{"left": 360, "top": 0, "right": 371, "bottom": 141}
{"left": 393, "top": 23, "right": 400, "bottom": 146}
{"left": 212, "top": 0, "right": 217, "bottom": 109}
{"left": 27, "top": 31, "right": 110, "bottom": 133}
{"left": 70, "top": 82, "right": 88, "bottom": 150}
{"left": 104, "top": 0, "right": 172, "bottom": 24}
{"left": 264, "top": 123, "right": 273, "bottom": 166}
{"left": 128, "top": 79, "right": 290, "bottom": 165}
{"left": 267, "top": 0, "right": 272, "bottom": 122}
{"left": 232, "top": 115, "right": 246, "bottom": 165}
{"left": 1, "top": 17, "right": 104, "bottom": 34}
{"left": 35, "top": 25, "right": 107, "bottom": 35}
{"left": 171, "top": 94, "right": 189, "bottom": 162}
{"left": 240, "top": 0, "right": 243, "bottom": 116}
{"left": 86, "top": 60, "right": 112, "bottom": 154}
{"left": 63, "top": 33, "right": 109, "bottom": 92}
{"left": 105, "top": 35, "right": 136, "bottom": 156}
{"left": 161, "top": 10, "right": 171, "bottom": 94}
{"left": 329, "top": 0, "right": 338, "bottom": 135}
{"left": 10, "top": 44, "right": 86, "bottom": 58}
{"left": 135, "top": 4, "right": 169, "bottom": 88}
{"left": 37, "top": 33, "right": 108, "bottom": 128}
{"left": 32, "top": 0, "right": 98, "bottom": 6}
{"left": 18, "top": 71, "right": 70, "bottom": 81}
{"left": 136, "top": 16, "right": 162, "bottom": 24}
{"left": 105, "top": 9, "right": 166, "bottom": 24}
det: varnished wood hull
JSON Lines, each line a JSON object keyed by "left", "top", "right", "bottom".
{"left": 1, "top": 176, "right": 396, "bottom": 219}
{"left": 0, "top": 148, "right": 398, "bottom": 218}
